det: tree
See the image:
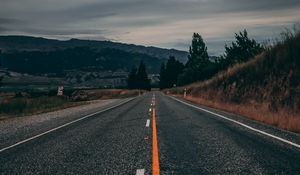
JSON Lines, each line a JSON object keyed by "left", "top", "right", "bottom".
{"left": 127, "top": 67, "right": 137, "bottom": 89}
{"left": 127, "top": 60, "right": 151, "bottom": 90}
{"left": 136, "top": 60, "right": 151, "bottom": 90}
{"left": 186, "top": 33, "right": 209, "bottom": 69}
{"left": 222, "top": 29, "right": 264, "bottom": 67}
{"left": 0, "top": 50, "right": 2, "bottom": 86}
{"left": 159, "top": 63, "right": 166, "bottom": 89}
{"left": 160, "top": 56, "right": 184, "bottom": 89}
{"left": 178, "top": 33, "right": 211, "bottom": 85}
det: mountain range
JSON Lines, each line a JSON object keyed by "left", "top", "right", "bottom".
{"left": 0, "top": 35, "right": 188, "bottom": 63}
{"left": 0, "top": 35, "right": 188, "bottom": 87}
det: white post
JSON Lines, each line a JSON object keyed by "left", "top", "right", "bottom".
{"left": 183, "top": 88, "right": 187, "bottom": 98}
{"left": 57, "top": 86, "right": 64, "bottom": 96}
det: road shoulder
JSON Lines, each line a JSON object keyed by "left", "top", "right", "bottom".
{"left": 168, "top": 95, "right": 300, "bottom": 148}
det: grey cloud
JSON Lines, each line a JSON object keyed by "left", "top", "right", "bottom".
{"left": 0, "top": 26, "right": 106, "bottom": 36}
{"left": 221, "top": 0, "right": 300, "bottom": 12}
{"left": 22, "top": 28, "right": 106, "bottom": 36}
{"left": 0, "top": 0, "right": 299, "bottom": 54}
{"left": 0, "top": 18, "right": 16, "bottom": 24}
{"left": 0, "top": 26, "right": 9, "bottom": 32}
{"left": 0, "top": 17, "right": 22, "bottom": 25}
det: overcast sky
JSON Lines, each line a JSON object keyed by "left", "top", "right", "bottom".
{"left": 1, "top": 0, "right": 300, "bottom": 55}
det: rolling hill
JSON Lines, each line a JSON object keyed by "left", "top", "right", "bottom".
{"left": 0, "top": 36, "right": 188, "bottom": 87}
{"left": 169, "top": 31, "right": 300, "bottom": 132}
{"left": 0, "top": 35, "right": 188, "bottom": 63}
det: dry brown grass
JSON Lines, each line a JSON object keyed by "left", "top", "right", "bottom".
{"left": 71, "top": 89, "right": 143, "bottom": 101}
{"left": 167, "top": 31, "right": 300, "bottom": 133}
{"left": 186, "top": 53, "right": 265, "bottom": 90}
{"left": 0, "top": 96, "right": 85, "bottom": 118}
{"left": 0, "top": 89, "right": 142, "bottom": 118}
{"left": 174, "top": 94, "right": 300, "bottom": 133}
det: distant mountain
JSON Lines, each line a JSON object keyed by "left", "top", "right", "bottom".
{"left": 1, "top": 36, "right": 229, "bottom": 89}
{"left": 0, "top": 35, "right": 188, "bottom": 63}
{"left": 0, "top": 35, "right": 188, "bottom": 87}
{"left": 0, "top": 47, "right": 164, "bottom": 74}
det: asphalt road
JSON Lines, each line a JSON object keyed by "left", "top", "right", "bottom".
{"left": 1, "top": 92, "right": 300, "bottom": 174}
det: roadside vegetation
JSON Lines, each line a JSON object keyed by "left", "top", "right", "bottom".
{"left": 0, "top": 96, "right": 77, "bottom": 118}
{"left": 0, "top": 89, "right": 141, "bottom": 119}
{"left": 164, "top": 29, "right": 300, "bottom": 133}
{"left": 71, "top": 89, "right": 143, "bottom": 101}
{"left": 159, "top": 30, "right": 264, "bottom": 89}
{"left": 127, "top": 60, "right": 151, "bottom": 90}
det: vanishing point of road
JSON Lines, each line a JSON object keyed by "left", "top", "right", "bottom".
{"left": 0, "top": 92, "right": 300, "bottom": 174}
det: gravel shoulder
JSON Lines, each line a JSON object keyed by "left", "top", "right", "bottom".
{"left": 0, "top": 98, "right": 130, "bottom": 148}
{"left": 169, "top": 95, "right": 300, "bottom": 146}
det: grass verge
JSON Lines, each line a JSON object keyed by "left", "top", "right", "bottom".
{"left": 0, "top": 89, "right": 142, "bottom": 119}
{"left": 173, "top": 94, "right": 300, "bottom": 133}
{"left": 0, "top": 96, "right": 83, "bottom": 119}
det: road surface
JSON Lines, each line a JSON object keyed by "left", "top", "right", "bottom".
{"left": 0, "top": 92, "right": 300, "bottom": 174}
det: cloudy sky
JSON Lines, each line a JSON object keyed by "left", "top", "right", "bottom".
{"left": 1, "top": 0, "right": 300, "bottom": 55}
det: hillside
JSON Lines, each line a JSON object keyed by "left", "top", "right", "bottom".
{"left": 0, "top": 35, "right": 188, "bottom": 63}
{"left": 0, "top": 47, "right": 166, "bottom": 88}
{"left": 0, "top": 36, "right": 188, "bottom": 88}
{"left": 0, "top": 47, "right": 164, "bottom": 74}
{"left": 170, "top": 31, "right": 300, "bottom": 132}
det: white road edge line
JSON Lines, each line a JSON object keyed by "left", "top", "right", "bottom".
{"left": 170, "top": 96, "right": 300, "bottom": 149}
{"left": 0, "top": 98, "right": 135, "bottom": 153}
{"left": 136, "top": 169, "right": 145, "bottom": 175}
{"left": 146, "top": 119, "right": 150, "bottom": 127}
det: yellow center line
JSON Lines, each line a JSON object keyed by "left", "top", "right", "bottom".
{"left": 152, "top": 96, "right": 160, "bottom": 175}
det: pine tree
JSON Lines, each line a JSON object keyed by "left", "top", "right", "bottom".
{"left": 136, "top": 60, "right": 151, "bottom": 90}
{"left": 178, "top": 33, "right": 210, "bottom": 85}
{"left": 186, "top": 33, "right": 209, "bottom": 70}
{"left": 223, "top": 29, "right": 264, "bottom": 66}
{"left": 0, "top": 50, "right": 2, "bottom": 87}
{"left": 165, "top": 56, "right": 184, "bottom": 88}
{"left": 127, "top": 67, "right": 137, "bottom": 89}
{"left": 159, "top": 63, "right": 166, "bottom": 89}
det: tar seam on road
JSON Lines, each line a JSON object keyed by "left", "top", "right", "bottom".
{"left": 152, "top": 96, "right": 160, "bottom": 175}
{"left": 0, "top": 98, "right": 135, "bottom": 154}
{"left": 170, "top": 96, "right": 300, "bottom": 149}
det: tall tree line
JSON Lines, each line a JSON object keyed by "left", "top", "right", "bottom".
{"left": 0, "top": 51, "right": 2, "bottom": 86}
{"left": 127, "top": 60, "right": 151, "bottom": 90}
{"left": 159, "top": 56, "right": 184, "bottom": 89}
{"left": 159, "top": 29, "right": 264, "bottom": 88}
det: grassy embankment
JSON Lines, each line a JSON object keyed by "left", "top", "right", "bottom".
{"left": 0, "top": 89, "right": 142, "bottom": 119}
{"left": 168, "top": 31, "right": 300, "bottom": 133}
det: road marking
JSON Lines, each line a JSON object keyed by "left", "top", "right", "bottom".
{"left": 0, "top": 98, "right": 135, "bottom": 153}
{"left": 146, "top": 119, "right": 151, "bottom": 127}
{"left": 170, "top": 96, "right": 300, "bottom": 149}
{"left": 136, "top": 169, "right": 145, "bottom": 175}
{"left": 152, "top": 106, "right": 160, "bottom": 175}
